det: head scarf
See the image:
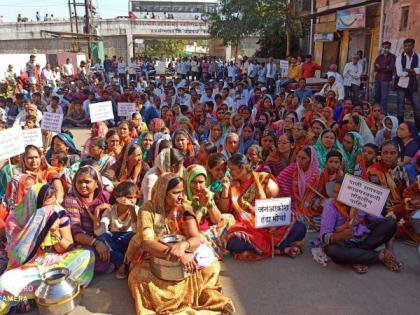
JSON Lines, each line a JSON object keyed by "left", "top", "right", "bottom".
{"left": 342, "top": 131, "right": 363, "bottom": 174}
{"left": 353, "top": 114, "right": 375, "bottom": 145}
{"left": 114, "top": 143, "right": 142, "bottom": 181}
{"left": 221, "top": 132, "right": 240, "bottom": 159}
{"left": 185, "top": 164, "right": 209, "bottom": 201}
{"left": 239, "top": 125, "right": 256, "bottom": 154}
{"left": 70, "top": 165, "right": 108, "bottom": 208}
{"left": 296, "top": 146, "right": 319, "bottom": 198}
{"left": 149, "top": 118, "right": 165, "bottom": 133}
{"left": 208, "top": 122, "right": 226, "bottom": 148}
{"left": 137, "top": 131, "right": 153, "bottom": 161}
{"left": 154, "top": 148, "right": 184, "bottom": 176}
{"left": 46, "top": 132, "right": 80, "bottom": 162}
{"left": 375, "top": 115, "right": 398, "bottom": 146}
{"left": 313, "top": 128, "right": 345, "bottom": 169}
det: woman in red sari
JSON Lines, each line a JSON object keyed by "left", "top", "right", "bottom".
{"left": 221, "top": 154, "right": 306, "bottom": 260}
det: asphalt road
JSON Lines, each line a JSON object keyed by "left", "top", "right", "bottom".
{"left": 28, "top": 128, "right": 420, "bottom": 315}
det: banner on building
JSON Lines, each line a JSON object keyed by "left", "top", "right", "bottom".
{"left": 336, "top": 6, "right": 366, "bottom": 30}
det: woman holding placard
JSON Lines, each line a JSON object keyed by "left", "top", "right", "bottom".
{"left": 222, "top": 153, "right": 306, "bottom": 260}
{"left": 319, "top": 178, "right": 402, "bottom": 274}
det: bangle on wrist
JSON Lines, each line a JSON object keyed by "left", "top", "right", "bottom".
{"left": 91, "top": 238, "right": 99, "bottom": 247}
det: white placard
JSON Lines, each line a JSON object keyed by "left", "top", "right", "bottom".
{"left": 0, "top": 126, "right": 25, "bottom": 160}
{"left": 118, "top": 102, "right": 136, "bottom": 117}
{"left": 279, "top": 60, "right": 289, "bottom": 78}
{"left": 22, "top": 128, "right": 43, "bottom": 148}
{"left": 41, "top": 112, "right": 63, "bottom": 133}
{"left": 255, "top": 197, "right": 292, "bottom": 228}
{"left": 337, "top": 174, "right": 390, "bottom": 217}
{"left": 89, "top": 101, "right": 114, "bottom": 123}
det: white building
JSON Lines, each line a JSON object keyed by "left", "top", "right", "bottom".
{"left": 129, "top": 0, "right": 218, "bottom": 20}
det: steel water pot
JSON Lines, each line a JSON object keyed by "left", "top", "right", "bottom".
{"left": 34, "top": 267, "right": 80, "bottom": 315}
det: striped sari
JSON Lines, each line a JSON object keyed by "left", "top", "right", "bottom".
{"left": 0, "top": 185, "right": 94, "bottom": 314}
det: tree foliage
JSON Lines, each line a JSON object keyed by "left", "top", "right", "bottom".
{"left": 208, "top": 0, "right": 302, "bottom": 58}
{"left": 143, "top": 40, "right": 189, "bottom": 58}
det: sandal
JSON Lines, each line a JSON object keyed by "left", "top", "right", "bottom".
{"left": 115, "top": 264, "right": 129, "bottom": 280}
{"left": 379, "top": 249, "right": 403, "bottom": 272}
{"left": 233, "top": 251, "right": 265, "bottom": 261}
{"left": 352, "top": 264, "right": 368, "bottom": 274}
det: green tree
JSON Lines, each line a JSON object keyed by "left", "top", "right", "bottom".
{"left": 143, "top": 40, "right": 189, "bottom": 58}
{"left": 208, "top": 0, "right": 302, "bottom": 58}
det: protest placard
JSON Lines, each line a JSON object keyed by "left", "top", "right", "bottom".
{"left": 279, "top": 60, "right": 289, "bottom": 78}
{"left": 118, "top": 102, "right": 136, "bottom": 117}
{"left": 337, "top": 174, "right": 390, "bottom": 217}
{"left": 255, "top": 197, "right": 292, "bottom": 229}
{"left": 0, "top": 126, "right": 25, "bottom": 161}
{"left": 90, "top": 101, "right": 114, "bottom": 123}
{"left": 22, "top": 128, "right": 43, "bottom": 148}
{"left": 41, "top": 112, "right": 63, "bottom": 133}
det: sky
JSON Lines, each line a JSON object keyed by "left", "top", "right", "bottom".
{"left": 0, "top": 0, "right": 129, "bottom": 21}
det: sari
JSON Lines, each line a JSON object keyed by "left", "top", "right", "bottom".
{"left": 63, "top": 166, "right": 111, "bottom": 272}
{"left": 172, "top": 129, "right": 199, "bottom": 167}
{"left": 136, "top": 131, "right": 153, "bottom": 162}
{"left": 81, "top": 122, "right": 108, "bottom": 157}
{"left": 226, "top": 172, "right": 296, "bottom": 259}
{"left": 0, "top": 184, "right": 94, "bottom": 314}
{"left": 185, "top": 165, "right": 235, "bottom": 259}
{"left": 342, "top": 131, "right": 363, "bottom": 174}
{"left": 313, "top": 129, "right": 345, "bottom": 170}
{"left": 0, "top": 164, "right": 18, "bottom": 199}
{"left": 394, "top": 182, "right": 420, "bottom": 243}
{"left": 126, "top": 173, "right": 235, "bottom": 315}
{"left": 355, "top": 115, "right": 375, "bottom": 145}
{"left": 367, "top": 161, "right": 409, "bottom": 213}
{"left": 277, "top": 147, "right": 322, "bottom": 231}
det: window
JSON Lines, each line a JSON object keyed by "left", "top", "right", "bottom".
{"left": 400, "top": 6, "right": 409, "bottom": 31}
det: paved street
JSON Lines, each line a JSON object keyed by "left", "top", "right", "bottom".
{"left": 28, "top": 129, "right": 420, "bottom": 315}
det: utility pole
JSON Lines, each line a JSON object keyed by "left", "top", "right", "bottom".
{"left": 85, "top": 0, "right": 91, "bottom": 59}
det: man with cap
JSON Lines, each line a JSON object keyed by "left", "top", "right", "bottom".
{"left": 374, "top": 41, "right": 396, "bottom": 114}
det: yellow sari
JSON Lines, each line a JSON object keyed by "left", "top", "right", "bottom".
{"left": 125, "top": 173, "right": 234, "bottom": 315}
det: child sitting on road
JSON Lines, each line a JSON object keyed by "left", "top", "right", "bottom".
{"left": 93, "top": 181, "right": 139, "bottom": 279}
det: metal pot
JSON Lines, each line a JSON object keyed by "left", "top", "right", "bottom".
{"left": 150, "top": 234, "right": 193, "bottom": 281}
{"left": 35, "top": 267, "right": 80, "bottom": 315}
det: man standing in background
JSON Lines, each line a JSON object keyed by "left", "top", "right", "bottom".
{"left": 373, "top": 41, "right": 396, "bottom": 114}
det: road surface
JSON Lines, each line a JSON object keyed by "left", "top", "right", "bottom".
{"left": 29, "top": 128, "right": 420, "bottom": 315}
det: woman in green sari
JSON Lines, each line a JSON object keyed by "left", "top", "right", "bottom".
{"left": 341, "top": 131, "right": 363, "bottom": 174}
{"left": 185, "top": 164, "right": 235, "bottom": 259}
{"left": 313, "top": 129, "right": 345, "bottom": 170}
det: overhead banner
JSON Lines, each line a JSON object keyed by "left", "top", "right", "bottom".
{"left": 336, "top": 6, "right": 366, "bottom": 30}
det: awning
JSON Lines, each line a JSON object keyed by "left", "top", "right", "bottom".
{"left": 300, "top": 0, "right": 381, "bottom": 19}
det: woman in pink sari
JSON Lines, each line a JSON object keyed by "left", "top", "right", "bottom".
{"left": 82, "top": 121, "right": 108, "bottom": 157}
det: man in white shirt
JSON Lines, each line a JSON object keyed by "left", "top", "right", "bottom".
{"left": 128, "top": 57, "right": 137, "bottom": 82}
{"left": 265, "top": 57, "right": 277, "bottom": 93}
{"left": 62, "top": 58, "right": 74, "bottom": 78}
{"left": 176, "top": 87, "right": 191, "bottom": 108}
{"left": 319, "top": 76, "right": 345, "bottom": 101}
{"left": 395, "top": 38, "right": 420, "bottom": 128}
{"left": 200, "top": 86, "right": 215, "bottom": 104}
{"left": 343, "top": 54, "right": 363, "bottom": 103}
{"left": 46, "top": 96, "right": 64, "bottom": 114}
{"left": 326, "top": 64, "right": 344, "bottom": 86}
{"left": 179, "top": 58, "right": 189, "bottom": 80}
{"left": 42, "top": 64, "right": 54, "bottom": 86}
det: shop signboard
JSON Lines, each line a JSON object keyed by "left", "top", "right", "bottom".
{"left": 336, "top": 6, "right": 366, "bottom": 30}
{"left": 314, "top": 33, "right": 335, "bottom": 42}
